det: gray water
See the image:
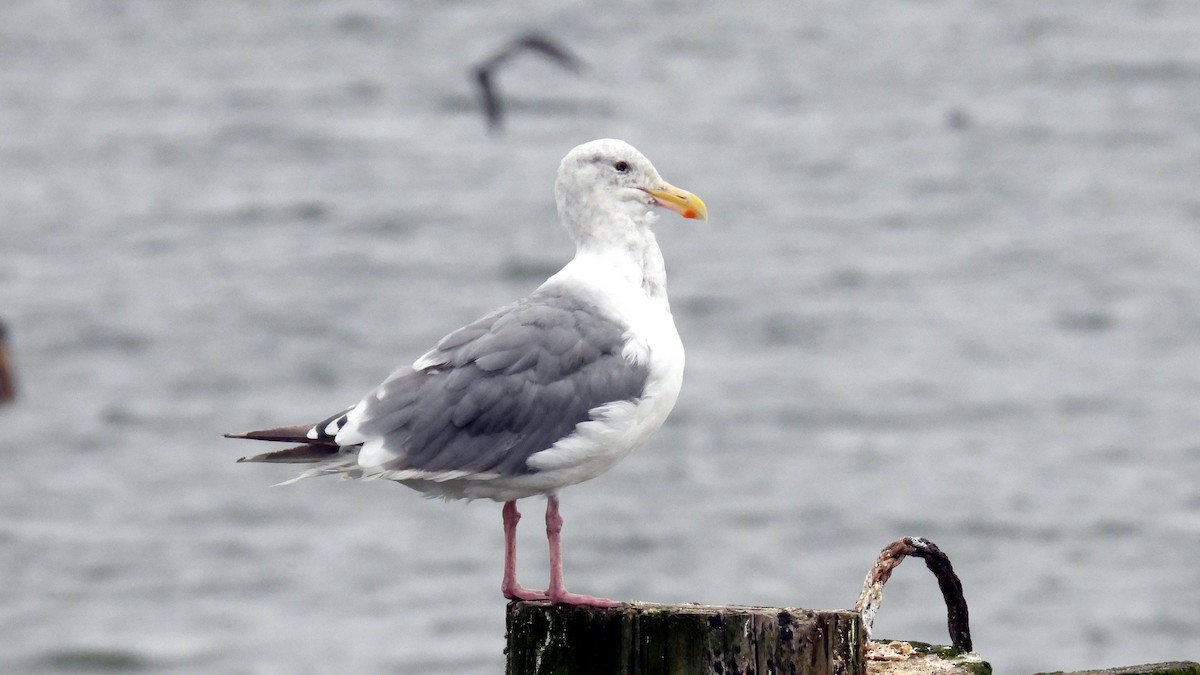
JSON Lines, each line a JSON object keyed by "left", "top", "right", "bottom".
{"left": 2, "top": 1, "right": 1199, "bottom": 673}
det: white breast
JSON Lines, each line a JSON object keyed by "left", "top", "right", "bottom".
{"left": 515, "top": 245, "right": 685, "bottom": 485}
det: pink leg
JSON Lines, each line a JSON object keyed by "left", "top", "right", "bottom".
{"left": 501, "top": 501, "right": 548, "bottom": 601}
{"left": 544, "top": 494, "right": 621, "bottom": 607}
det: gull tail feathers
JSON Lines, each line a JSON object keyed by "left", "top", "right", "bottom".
{"left": 275, "top": 454, "right": 364, "bottom": 486}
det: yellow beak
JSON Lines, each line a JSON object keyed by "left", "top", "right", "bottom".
{"left": 643, "top": 182, "right": 708, "bottom": 221}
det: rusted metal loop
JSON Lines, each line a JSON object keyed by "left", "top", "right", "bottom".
{"left": 854, "top": 536, "right": 972, "bottom": 652}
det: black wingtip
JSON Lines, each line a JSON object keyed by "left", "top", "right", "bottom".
{"left": 223, "top": 424, "right": 324, "bottom": 444}
{"left": 236, "top": 443, "right": 341, "bottom": 464}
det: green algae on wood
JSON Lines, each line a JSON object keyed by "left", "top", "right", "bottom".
{"left": 866, "top": 640, "right": 992, "bottom": 675}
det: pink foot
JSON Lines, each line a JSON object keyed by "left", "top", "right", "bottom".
{"left": 547, "top": 588, "right": 623, "bottom": 608}
{"left": 503, "top": 582, "right": 550, "bottom": 602}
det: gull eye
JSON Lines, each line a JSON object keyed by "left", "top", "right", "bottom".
{"left": 613, "top": 160, "right": 630, "bottom": 173}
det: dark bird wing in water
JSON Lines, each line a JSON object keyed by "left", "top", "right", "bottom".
{"left": 0, "top": 320, "right": 16, "bottom": 404}
{"left": 472, "top": 33, "right": 585, "bottom": 133}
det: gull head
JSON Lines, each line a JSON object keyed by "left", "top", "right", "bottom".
{"left": 555, "top": 139, "right": 706, "bottom": 242}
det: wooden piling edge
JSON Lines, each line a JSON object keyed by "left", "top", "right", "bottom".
{"left": 1034, "top": 662, "right": 1200, "bottom": 675}
{"left": 505, "top": 600, "right": 864, "bottom": 675}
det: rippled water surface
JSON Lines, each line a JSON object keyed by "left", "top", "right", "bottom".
{"left": 2, "top": 1, "right": 1199, "bottom": 673}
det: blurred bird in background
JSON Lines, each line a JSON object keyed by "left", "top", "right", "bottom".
{"left": 472, "top": 32, "right": 584, "bottom": 134}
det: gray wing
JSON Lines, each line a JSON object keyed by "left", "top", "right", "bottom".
{"left": 343, "top": 287, "right": 650, "bottom": 477}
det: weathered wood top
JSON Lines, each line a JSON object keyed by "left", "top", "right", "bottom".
{"left": 506, "top": 600, "right": 863, "bottom": 675}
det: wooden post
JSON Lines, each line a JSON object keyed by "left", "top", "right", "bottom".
{"left": 1033, "top": 663, "right": 1200, "bottom": 675}
{"left": 505, "top": 600, "right": 864, "bottom": 675}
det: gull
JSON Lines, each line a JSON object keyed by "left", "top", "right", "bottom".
{"left": 227, "top": 139, "right": 706, "bottom": 606}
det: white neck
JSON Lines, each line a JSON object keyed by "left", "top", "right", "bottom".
{"left": 554, "top": 205, "right": 670, "bottom": 309}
